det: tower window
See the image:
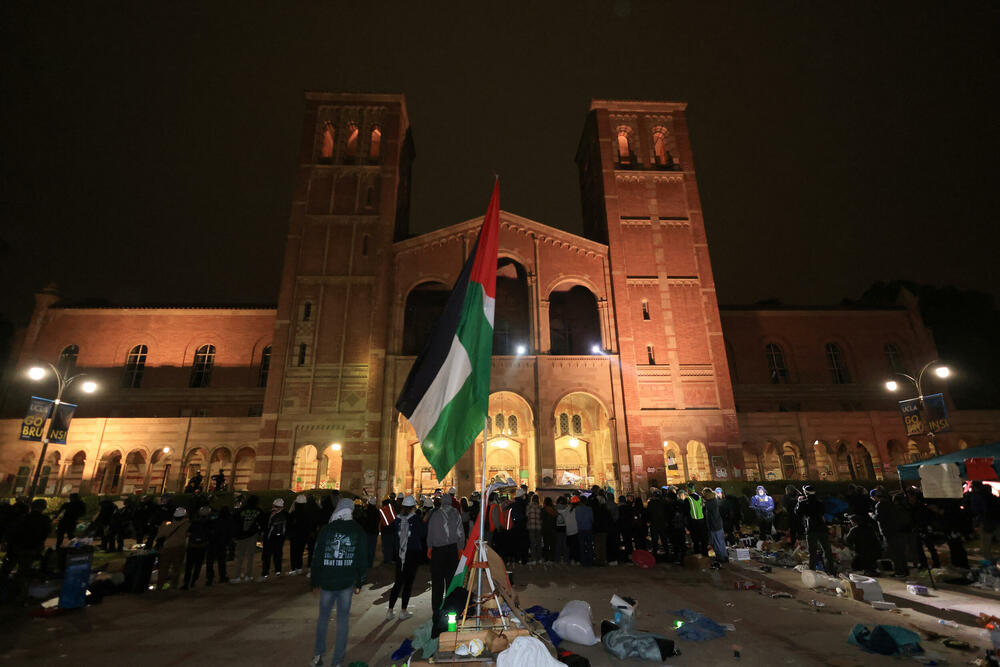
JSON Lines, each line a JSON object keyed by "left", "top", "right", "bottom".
{"left": 298, "top": 343, "right": 307, "bottom": 366}
{"left": 345, "top": 122, "right": 359, "bottom": 160}
{"left": 646, "top": 344, "right": 655, "bottom": 365}
{"left": 302, "top": 301, "right": 312, "bottom": 321}
{"left": 616, "top": 128, "right": 634, "bottom": 166}
{"left": 641, "top": 300, "right": 650, "bottom": 320}
{"left": 571, "top": 414, "right": 583, "bottom": 434}
{"left": 765, "top": 343, "right": 790, "bottom": 384}
{"left": 320, "top": 121, "right": 334, "bottom": 163}
{"left": 507, "top": 414, "right": 518, "bottom": 435}
{"left": 369, "top": 126, "right": 381, "bottom": 160}
{"left": 189, "top": 344, "right": 215, "bottom": 388}
{"left": 495, "top": 413, "right": 504, "bottom": 432}
{"left": 122, "top": 344, "right": 148, "bottom": 389}
{"left": 58, "top": 344, "right": 79, "bottom": 377}
{"left": 258, "top": 345, "right": 272, "bottom": 387}
{"left": 559, "top": 412, "right": 569, "bottom": 436}
{"left": 825, "top": 343, "right": 851, "bottom": 384}
{"left": 652, "top": 128, "right": 675, "bottom": 168}
{"left": 884, "top": 342, "right": 905, "bottom": 375}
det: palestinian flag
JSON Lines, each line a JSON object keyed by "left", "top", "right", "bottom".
{"left": 446, "top": 512, "right": 482, "bottom": 598}
{"left": 396, "top": 180, "right": 499, "bottom": 480}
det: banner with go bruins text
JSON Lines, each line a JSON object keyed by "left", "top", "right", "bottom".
{"left": 19, "top": 396, "right": 53, "bottom": 441}
{"left": 47, "top": 402, "right": 78, "bottom": 444}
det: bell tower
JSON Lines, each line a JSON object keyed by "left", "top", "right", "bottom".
{"left": 577, "top": 100, "right": 739, "bottom": 487}
{"left": 254, "top": 92, "right": 414, "bottom": 491}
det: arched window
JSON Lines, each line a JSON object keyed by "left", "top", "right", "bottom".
{"left": 825, "top": 343, "right": 851, "bottom": 384}
{"left": 485, "top": 418, "right": 492, "bottom": 437}
{"left": 765, "top": 343, "right": 789, "bottom": 384}
{"left": 121, "top": 344, "right": 148, "bottom": 389}
{"left": 507, "top": 415, "right": 518, "bottom": 435}
{"left": 345, "top": 122, "right": 359, "bottom": 160}
{"left": 495, "top": 413, "right": 505, "bottom": 433}
{"left": 549, "top": 284, "right": 600, "bottom": 355}
{"left": 298, "top": 343, "right": 307, "bottom": 366}
{"left": 641, "top": 300, "right": 650, "bottom": 320}
{"left": 320, "top": 121, "right": 334, "bottom": 163}
{"left": 302, "top": 301, "right": 312, "bottom": 321}
{"left": 368, "top": 126, "right": 382, "bottom": 160}
{"left": 258, "top": 345, "right": 271, "bottom": 388}
{"left": 571, "top": 414, "right": 582, "bottom": 434}
{"left": 189, "top": 345, "right": 215, "bottom": 388}
{"left": 646, "top": 344, "right": 655, "bottom": 365}
{"left": 616, "top": 127, "right": 634, "bottom": 166}
{"left": 884, "top": 342, "right": 905, "bottom": 375}
{"left": 58, "top": 344, "right": 79, "bottom": 377}
{"left": 651, "top": 128, "right": 674, "bottom": 168}
{"left": 559, "top": 412, "right": 570, "bottom": 436}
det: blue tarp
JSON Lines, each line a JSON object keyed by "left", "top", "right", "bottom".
{"left": 897, "top": 440, "right": 1000, "bottom": 481}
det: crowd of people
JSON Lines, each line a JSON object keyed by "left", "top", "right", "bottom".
{"left": 0, "top": 479, "right": 998, "bottom": 665}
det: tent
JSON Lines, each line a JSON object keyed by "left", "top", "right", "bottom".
{"left": 896, "top": 441, "right": 1000, "bottom": 481}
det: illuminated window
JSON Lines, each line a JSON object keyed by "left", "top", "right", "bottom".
{"left": 189, "top": 345, "right": 215, "bottom": 388}
{"left": 571, "top": 414, "right": 582, "bottom": 434}
{"left": 320, "top": 121, "right": 334, "bottom": 163}
{"left": 884, "top": 342, "right": 905, "bottom": 374}
{"left": 652, "top": 128, "right": 674, "bottom": 168}
{"left": 303, "top": 301, "right": 312, "bottom": 321}
{"left": 345, "top": 122, "right": 359, "bottom": 160}
{"left": 825, "top": 343, "right": 851, "bottom": 384}
{"left": 495, "top": 413, "right": 504, "bottom": 432}
{"left": 258, "top": 345, "right": 271, "bottom": 387}
{"left": 485, "top": 418, "right": 492, "bottom": 437}
{"left": 507, "top": 415, "right": 518, "bottom": 435}
{"left": 122, "top": 344, "right": 148, "bottom": 389}
{"left": 616, "top": 128, "right": 633, "bottom": 166}
{"left": 58, "top": 344, "right": 79, "bottom": 376}
{"left": 641, "top": 300, "right": 650, "bottom": 320}
{"left": 369, "top": 126, "right": 381, "bottom": 160}
{"left": 298, "top": 343, "right": 307, "bottom": 366}
{"left": 559, "top": 412, "right": 569, "bottom": 436}
{"left": 765, "top": 343, "right": 789, "bottom": 384}
{"left": 646, "top": 344, "right": 655, "bottom": 365}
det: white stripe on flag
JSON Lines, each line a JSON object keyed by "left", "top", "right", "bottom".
{"left": 482, "top": 294, "right": 495, "bottom": 327}
{"left": 407, "top": 334, "right": 473, "bottom": 441}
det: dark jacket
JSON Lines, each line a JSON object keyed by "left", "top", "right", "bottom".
{"left": 845, "top": 523, "right": 882, "bottom": 562}
{"left": 795, "top": 494, "right": 827, "bottom": 534}
{"left": 235, "top": 507, "right": 264, "bottom": 540}
{"left": 389, "top": 514, "right": 427, "bottom": 562}
{"left": 704, "top": 497, "right": 724, "bottom": 532}
{"left": 264, "top": 509, "right": 289, "bottom": 540}
{"left": 311, "top": 519, "right": 369, "bottom": 591}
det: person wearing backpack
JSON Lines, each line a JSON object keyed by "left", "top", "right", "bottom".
{"left": 665, "top": 490, "right": 688, "bottom": 564}
{"left": 260, "top": 498, "right": 289, "bottom": 581}
{"left": 796, "top": 485, "right": 837, "bottom": 575}
{"left": 154, "top": 507, "right": 190, "bottom": 591}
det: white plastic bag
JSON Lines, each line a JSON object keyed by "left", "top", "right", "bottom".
{"left": 552, "top": 600, "right": 600, "bottom": 646}
{"left": 496, "top": 636, "right": 563, "bottom": 667}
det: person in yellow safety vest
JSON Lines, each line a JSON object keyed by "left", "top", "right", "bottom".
{"left": 685, "top": 484, "right": 709, "bottom": 557}
{"left": 378, "top": 498, "right": 397, "bottom": 564}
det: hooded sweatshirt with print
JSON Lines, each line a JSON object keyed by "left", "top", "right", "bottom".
{"left": 750, "top": 486, "right": 775, "bottom": 519}
{"left": 311, "top": 499, "right": 369, "bottom": 591}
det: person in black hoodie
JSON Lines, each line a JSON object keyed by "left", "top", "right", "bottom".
{"left": 906, "top": 488, "right": 941, "bottom": 569}
{"left": 664, "top": 490, "right": 687, "bottom": 564}
{"left": 205, "top": 506, "right": 231, "bottom": 585}
{"left": 289, "top": 495, "right": 316, "bottom": 576}
{"left": 844, "top": 514, "right": 880, "bottom": 575}
{"left": 182, "top": 506, "right": 213, "bottom": 589}
{"left": 796, "top": 485, "right": 836, "bottom": 575}
{"left": 232, "top": 495, "right": 264, "bottom": 583}
{"left": 385, "top": 495, "right": 426, "bottom": 620}
{"left": 357, "top": 497, "right": 380, "bottom": 569}
{"left": 260, "top": 498, "right": 289, "bottom": 580}
{"left": 782, "top": 485, "right": 802, "bottom": 545}
{"left": 55, "top": 493, "right": 86, "bottom": 548}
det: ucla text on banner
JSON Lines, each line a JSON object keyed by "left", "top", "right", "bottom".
{"left": 897, "top": 397, "right": 925, "bottom": 436}
{"left": 922, "top": 393, "right": 951, "bottom": 433}
{"left": 19, "top": 396, "right": 54, "bottom": 441}
{"left": 48, "top": 402, "right": 78, "bottom": 444}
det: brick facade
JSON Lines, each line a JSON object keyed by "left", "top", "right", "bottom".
{"left": 2, "top": 93, "right": 998, "bottom": 497}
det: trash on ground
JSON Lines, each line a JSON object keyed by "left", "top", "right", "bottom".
{"left": 770, "top": 592, "right": 793, "bottom": 599}
{"left": 848, "top": 624, "right": 924, "bottom": 657}
{"left": 670, "top": 609, "right": 727, "bottom": 641}
{"left": 907, "top": 584, "right": 930, "bottom": 596}
{"left": 871, "top": 601, "right": 897, "bottom": 611}
{"left": 553, "top": 600, "right": 599, "bottom": 646}
{"left": 496, "top": 636, "right": 563, "bottom": 666}
{"left": 525, "top": 605, "right": 563, "bottom": 647}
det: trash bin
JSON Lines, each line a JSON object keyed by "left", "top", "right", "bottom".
{"left": 59, "top": 546, "right": 93, "bottom": 609}
{"left": 123, "top": 550, "right": 157, "bottom": 593}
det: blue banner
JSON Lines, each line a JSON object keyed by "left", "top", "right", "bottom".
{"left": 47, "top": 402, "right": 78, "bottom": 444}
{"left": 923, "top": 393, "right": 952, "bottom": 434}
{"left": 19, "top": 396, "right": 53, "bottom": 441}
{"left": 898, "top": 397, "right": 925, "bottom": 436}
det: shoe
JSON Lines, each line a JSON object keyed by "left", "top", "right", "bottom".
{"left": 386, "top": 607, "right": 395, "bottom": 619}
{"left": 256, "top": 575, "right": 268, "bottom": 582}
{"left": 400, "top": 610, "right": 413, "bottom": 620}
{"left": 230, "top": 577, "right": 242, "bottom": 584}
{"left": 274, "top": 572, "right": 282, "bottom": 577}
{"left": 310, "top": 655, "right": 323, "bottom": 666}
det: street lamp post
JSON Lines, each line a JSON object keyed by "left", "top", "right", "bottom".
{"left": 25, "top": 363, "right": 97, "bottom": 500}
{"left": 885, "top": 359, "right": 951, "bottom": 441}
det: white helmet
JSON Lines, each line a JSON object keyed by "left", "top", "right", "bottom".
{"left": 173, "top": 507, "right": 188, "bottom": 518}
{"left": 295, "top": 494, "right": 307, "bottom": 504}
{"left": 273, "top": 498, "right": 285, "bottom": 508}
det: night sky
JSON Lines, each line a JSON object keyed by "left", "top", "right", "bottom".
{"left": 2, "top": 2, "right": 997, "bottom": 325}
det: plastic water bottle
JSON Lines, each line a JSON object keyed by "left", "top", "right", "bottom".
{"left": 938, "top": 619, "right": 960, "bottom": 628}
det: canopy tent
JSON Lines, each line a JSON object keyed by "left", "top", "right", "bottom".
{"left": 897, "top": 441, "right": 1000, "bottom": 481}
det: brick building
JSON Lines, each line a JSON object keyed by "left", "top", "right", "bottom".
{"left": 2, "top": 92, "right": 998, "bottom": 497}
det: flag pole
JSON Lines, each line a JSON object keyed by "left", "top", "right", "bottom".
{"left": 476, "top": 414, "right": 488, "bottom": 627}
